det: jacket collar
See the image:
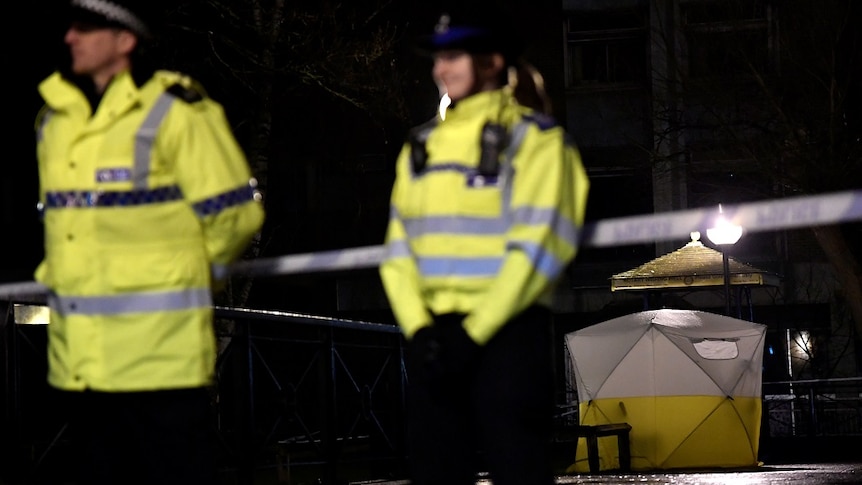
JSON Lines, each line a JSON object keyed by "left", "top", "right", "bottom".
{"left": 443, "top": 88, "right": 514, "bottom": 123}
{"left": 39, "top": 70, "right": 144, "bottom": 129}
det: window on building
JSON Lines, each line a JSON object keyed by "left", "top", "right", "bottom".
{"left": 565, "top": 10, "right": 647, "bottom": 88}
{"left": 682, "top": 0, "right": 775, "bottom": 79}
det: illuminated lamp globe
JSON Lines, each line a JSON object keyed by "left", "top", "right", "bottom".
{"left": 706, "top": 217, "right": 743, "bottom": 246}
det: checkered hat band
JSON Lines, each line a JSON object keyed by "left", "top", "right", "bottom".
{"left": 70, "top": 0, "right": 150, "bottom": 36}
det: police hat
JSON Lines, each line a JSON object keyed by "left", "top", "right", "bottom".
{"left": 417, "top": 5, "right": 524, "bottom": 61}
{"left": 68, "top": 0, "right": 161, "bottom": 39}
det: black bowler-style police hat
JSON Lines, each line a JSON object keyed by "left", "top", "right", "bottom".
{"left": 67, "top": 0, "right": 161, "bottom": 39}
{"left": 416, "top": 5, "right": 524, "bottom": 61}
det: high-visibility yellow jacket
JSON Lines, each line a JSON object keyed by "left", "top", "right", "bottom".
{"left": 35, "top": 69, "right": 265, "bottom": 392}
{"left": 380, "top": 89, "right": 589, "bottom": 345}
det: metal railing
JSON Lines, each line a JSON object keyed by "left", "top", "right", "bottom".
{"left": 3, "top": 300, "right": 861, "bottom": 484}
{"left": 211, "top": 306, "right": 409, "bottom": 484}
{"left": 1, "top": 301, "right": 410, "bottom": 485}
{"left": 763, "top": 378, "right": 862, "bottom": 438}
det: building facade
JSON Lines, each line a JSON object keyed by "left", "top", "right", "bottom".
{"left": 558, "top": 0, "right": 861, "bottom": 385}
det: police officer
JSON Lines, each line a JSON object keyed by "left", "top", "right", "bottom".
{"left": 34, "top": 1, "right": 265, "bottom": 483}
{"left": 379, "top": 5, "right": 589, "bottom": 485}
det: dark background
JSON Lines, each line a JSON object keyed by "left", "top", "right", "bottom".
{"left": 3, "top": 3, "right": 64, "bottom": 284}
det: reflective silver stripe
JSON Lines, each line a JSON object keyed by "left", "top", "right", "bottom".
{"left": 399, "top": 207, "right": 579, "bottom": 243}
{"left": 384, "top": 239, "right": 412, "bottom": 259}
{"left": 503, "top": 119, "right": 576, "bottom": 246}
{"left": 500, "top": 120, "right": 530, "bottom": 217}
{"left": 512, "top": 207, "right": 580, "bottom": 245}
{"left": 50, "top": 288, "right": 211, "bottom": 316}
{"left": 37, "top": 109, "right": 54, "bottom": 142}
{"left": 402, "top": 215, "right": 507, "bottom": 238}
{"left": 417, "top": 255, "right": 503, "bottom": 277}
{"left": 134, "top": 92, "right": 175, "bottom": 189}
{"left": 506, "top": 240, "right": 567, "bottom": 280}
{"left": 71, "top": 0, "right": 150, "bottom": 37}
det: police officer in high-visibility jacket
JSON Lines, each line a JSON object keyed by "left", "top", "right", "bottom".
{"left": 34, "top": 1, "right": 264, "bottom": 483}
{"left": 380, "top": 6, "right": 589, "bottom": 485}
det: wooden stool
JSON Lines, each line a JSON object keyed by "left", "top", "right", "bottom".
{"left": 578, "top": 423, "right": 632, "bottom": 472}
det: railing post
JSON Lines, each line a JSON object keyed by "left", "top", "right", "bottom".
{"left": 322, "top": 326, "right": 338, "bottom": 484}
{"left": 0, "top": 301, "right": 15, "bottom": 479}
{"left": 808, "top": 386, "right": 818, "bottom": 437}
{"left": 229, "top": 318, "right": 255, "bottom": 485}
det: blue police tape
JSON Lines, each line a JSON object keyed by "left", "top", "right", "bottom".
{"left": 582, "top": 189, "right": 862, "bottom": 247}
{"left": 0, "top": 281, "right": 49, "bottom": 299}
{"left": 230, "top": 245, "right": 386, "bottom": 277}
{"left": 2, "top": 189, "right": 861, "bottom": 299}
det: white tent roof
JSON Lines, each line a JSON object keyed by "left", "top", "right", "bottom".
{"left": 568, "top": 309, "right": 766, "bottom": 400}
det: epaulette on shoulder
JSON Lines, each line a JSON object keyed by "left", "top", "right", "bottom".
{"left": 166, "top": 82, "right": 205, "bottom": 103}
{"left": 522, "top": 112, "right": 558, "bottom": 131}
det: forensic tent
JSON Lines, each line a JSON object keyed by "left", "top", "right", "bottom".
{"left": 564, "top": 309, "right": 766, "bottom": 472}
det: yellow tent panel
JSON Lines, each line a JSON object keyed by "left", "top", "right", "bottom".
{"left": 566, "top": 310, "right": 766, "bottom": 472}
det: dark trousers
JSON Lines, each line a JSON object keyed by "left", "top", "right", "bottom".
{"left": 406, "top": 306, "right": 556, "bottom": 485}
{"left": 61, "top": 387, "right": 217, "bottom": 485}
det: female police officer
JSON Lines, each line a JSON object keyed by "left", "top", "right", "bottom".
{"left": 380, "top": 6, "right": 589, "bottom": 485}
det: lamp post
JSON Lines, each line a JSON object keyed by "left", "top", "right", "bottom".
{"left": 706, "top": 205, "right": 743, "bottom": 316}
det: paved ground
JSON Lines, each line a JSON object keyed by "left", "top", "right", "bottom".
{"left": 553, "top": 463, "right": 862, "bottom": 484}
{"left": 351, "top": 462, "right": 862, "bottom": 484}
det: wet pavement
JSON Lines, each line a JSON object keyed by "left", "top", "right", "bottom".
{"left": 552, "top": 463, "right": 862, "bottom": 484}
{"left": 351, "top": 462, "right": 862, "bottom": 484}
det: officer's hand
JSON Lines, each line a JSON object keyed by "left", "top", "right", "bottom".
{"left": 435, "top": 321, "right": 480, "bottom": 373}
{"left": 411, "top": 326, "right": 439, "bottom": 358}
{"left": 408, "top": 326, "right": 444, "bottom": 380}
{"left": 408, "top": 321, "right": 479, "bottom": 381}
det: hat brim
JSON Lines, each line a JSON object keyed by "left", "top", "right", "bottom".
{"left": 416, "top": 29, "right": 513, "bottom": 57}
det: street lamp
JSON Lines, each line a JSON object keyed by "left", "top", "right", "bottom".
{"left": 706, "top": 204, "right": 743, "bottom": 316}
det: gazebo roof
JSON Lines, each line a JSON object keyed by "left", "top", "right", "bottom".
{"left": 610, "top": 232, "right": 781, "bottom": 292}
